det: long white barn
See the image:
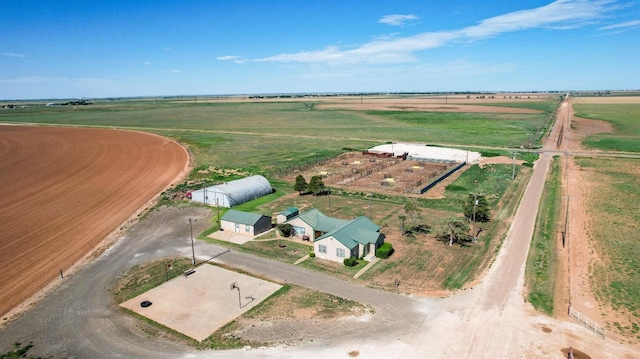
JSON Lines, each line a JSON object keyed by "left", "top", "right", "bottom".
{"left": 369, "top": 143, "right": 482, "bottom": 163}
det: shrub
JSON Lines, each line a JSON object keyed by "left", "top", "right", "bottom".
{"left": 309, "top": 252, "right": 315, "bottom": 258}
{"left": 277, "top": 223, "right": 294, "bottom": 237}
{"left": 376, "top": 242, "right": 394, "bottom": 259}
{"left": 343, "top": 257, "right": 358, "bottom": 267}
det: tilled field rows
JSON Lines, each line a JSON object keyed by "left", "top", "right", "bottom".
{"left": 0, "top": 126, "right": 188, "bottom": 317}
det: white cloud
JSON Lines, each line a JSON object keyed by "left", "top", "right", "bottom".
{"left": 169, "top": 69, "right": 182, "bottom": 73}
{"left": 256, "top": 0, "right": 618, "bottom": 65}
{"left": 379, "top": 14, "right": 418, "bottom": 26}
{"left": 143, "top": 61, "right": 151, "bottom": 66}
{"left": 1, "top": 52, "right": 26, "bottom": 57}
{"left": 217, "top": 55, "right": 240, "bottom": 61}
{"left": 598, "top": 19, "right": 640, "bottom": 30}
{"left": 217, "top": 55, "right": 247, "bottom": 64}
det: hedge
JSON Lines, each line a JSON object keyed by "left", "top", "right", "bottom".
{"left": 376, "top": 242, "right": 394, "bottom": 259}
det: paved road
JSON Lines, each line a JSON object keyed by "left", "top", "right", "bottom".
{"left": 1, "top": 96, "right": 637, "bottom": 358}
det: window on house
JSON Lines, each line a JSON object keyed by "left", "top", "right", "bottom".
{"left": 245, "top": 225, "right": 250, "bottom": 232}
{"left": 294, "top": 226, "right": 305, "bottom": 235}
{"left": 336, "top": 248, "right": 345, "bottom": 258}
{"left": 318, "top": 244, "right": 327, "bottom": 254}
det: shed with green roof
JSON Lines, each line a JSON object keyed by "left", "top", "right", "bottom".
{"left": 220, "top": 209, "right": 272, "bottom": 236}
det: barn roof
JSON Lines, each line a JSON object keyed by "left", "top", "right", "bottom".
{"left": 221, "top": 209, "right": 267, "bottom": 226}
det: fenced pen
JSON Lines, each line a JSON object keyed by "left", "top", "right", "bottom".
{"left": 569, "top": 306, "right": 606, "bottom": 339}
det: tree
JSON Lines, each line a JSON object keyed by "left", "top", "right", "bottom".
{"left": 294, "top": 175, "right": 308, "bottom": 195}
{"left": 398, "top": 214, "right": 407, "bottom": 235}
{"left": 463, "top": 193, "right": 490, "bottom": 223}
{"left": 308, "top": 175, "right": 326, "bottom": 196}
{"left": 437, "top": 217, "right": 471, "bottom": 246}
{"left": 399, "top": 200, "right": 421, "bottom": 236}
{"left": 278, "top": 223, "right": 294, "bottom": 237}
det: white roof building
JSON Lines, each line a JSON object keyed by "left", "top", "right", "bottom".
{"left": 190, "top": 175, "right": 272, "bottom": 208}
{"left": 369, "top": 143, "right": 481, "bottom": 163}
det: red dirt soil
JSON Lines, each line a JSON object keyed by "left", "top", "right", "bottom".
{"left": 0, "top": 126, "right": 188, "bottom": 318}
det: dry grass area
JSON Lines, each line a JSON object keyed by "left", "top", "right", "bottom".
{"left": 571, "top": 96, "right": 640, "bottom": 104}
{"left": 317, "top": 101, "right": 541, "bottom": 113}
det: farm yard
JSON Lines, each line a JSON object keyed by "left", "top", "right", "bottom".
{"left": 0, "top": 93, "right": 639, "bottom": 358}
{"left": 281, "top": 151, "right": 457, "bottom": 195}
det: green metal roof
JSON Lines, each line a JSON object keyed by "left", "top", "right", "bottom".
{"left": 315, "top": 216, "right": 381, "bottom": 249}
{"left": 280, "top": 207, "right": 299, "bottom": 217}
{"left": 295, "top": 208, "right": 349, "bottom": 232}
{"left": 221, "top": 209, "right": 266, "bottom": 226}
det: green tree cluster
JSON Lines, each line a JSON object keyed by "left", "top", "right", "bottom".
{"left": 463, "top": 194, "right": 490, "bottom": 222}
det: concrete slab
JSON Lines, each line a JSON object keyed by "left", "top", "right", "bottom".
{"left": 120, "top": 263, "right": 282, "bottom": 341}
{"left": 208, "top": 230, "right": 255, "bottom": 244}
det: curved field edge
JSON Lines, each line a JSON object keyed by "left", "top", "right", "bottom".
{"left": 0, "top": 127, "right": 188, "bottom": 319}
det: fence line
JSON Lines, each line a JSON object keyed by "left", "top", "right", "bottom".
{"left": 568, "top": 306, "right": 606, "bottom": 339}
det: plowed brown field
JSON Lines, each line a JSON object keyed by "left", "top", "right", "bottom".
{"left": 0, "top": 126, "right": 188, "bottom": 317}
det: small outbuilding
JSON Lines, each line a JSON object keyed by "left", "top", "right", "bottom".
{"left": 276, "top": 207, "right": 299, "bottom": 224}
{"left": 220, "top": 209, "right": 272, "bottom": 236}
{"left": 190, "top": 175, "right": 272, "bottom": 208}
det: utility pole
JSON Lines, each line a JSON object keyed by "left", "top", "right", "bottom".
{"left": 189, "top": 218, "right": 195, "bottom": 265}
{"left": 368, "top": 193, "right": 372, "bottom": 218}
{"left": 471, "top": 193, "right": 480, "bottom": 243}
{"left": 512, "top": 151, "right": 517, "bottom": 180}
{"left": 216, "top": 198, "right": 220, "bottom": 225}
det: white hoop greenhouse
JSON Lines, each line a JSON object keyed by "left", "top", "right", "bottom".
{"left": 190, "top": 175, "right": 272, "bottom": 208}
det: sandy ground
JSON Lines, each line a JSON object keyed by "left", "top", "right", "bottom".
{"left": 559, "top": 99, "right": 632, "bottom": 342}
{"left": 0, "top": 126, "right": 188, "bottom": 319}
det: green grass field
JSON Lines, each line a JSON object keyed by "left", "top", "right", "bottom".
{"left": 573, "top": 103, "right": 640, "bottom": 152}
{"left": 525, "top": 157, "right": 561, "bottom": 315}
{"left": 574, "top": 157, "right": 640, "bottom": 338}
{"left": 0, "top": 96, "right": 551, "bottom": 292}
{"left": 0, "top": 97, "right": 557, "bottom": 180}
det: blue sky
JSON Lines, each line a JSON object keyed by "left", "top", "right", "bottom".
{"left": 1, "top": 0, "right": 639, "bottom": 99}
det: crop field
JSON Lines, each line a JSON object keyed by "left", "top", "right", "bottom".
{"left": 571, "top": 97, "right": 640, "bottom": 152}
{"left": 0, "top": 126, "right": 187, "bottom": 318}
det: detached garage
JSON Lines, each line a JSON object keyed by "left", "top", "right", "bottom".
{"left": 220, "top": 209, "right": 272, "bottom": 236}
{"left": 190, "top": 175, "right": 272, "bottom": 208}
